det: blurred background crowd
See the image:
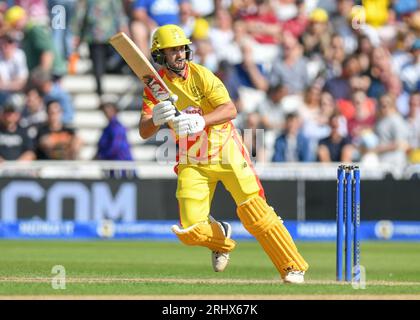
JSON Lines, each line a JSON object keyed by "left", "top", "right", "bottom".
{"left": 0, "top": 0, "right": 419, "bottom": 167}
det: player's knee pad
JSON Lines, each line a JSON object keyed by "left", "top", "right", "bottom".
{"left": 171, "top": 221, "right": 236, "bottom": 253}
{"left": 237, "top": 196, "right": 308, "bottom": 278}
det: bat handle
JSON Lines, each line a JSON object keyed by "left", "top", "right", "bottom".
{"left": 168, "top": 95, "right": 181, "bottom": 116}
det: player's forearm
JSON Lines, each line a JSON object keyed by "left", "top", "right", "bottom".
{"left": 139, "top": 115, "right": 160, "bottom": 139}
{"left": 203, "top": 101, "right": 237, "bottom": 127}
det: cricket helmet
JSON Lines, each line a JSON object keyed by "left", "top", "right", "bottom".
{"left": 151, "top": 24, "right": 193, "bottom": 65}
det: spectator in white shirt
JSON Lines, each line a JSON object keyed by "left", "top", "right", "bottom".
{"left": 209, "top": 8, "right": 241, "bottom": 65}
{"left": 0, "top": 34, "right": 28, "bottom": 104}
{"left": 374, "top": 93, "right": 411, "bottom": 166}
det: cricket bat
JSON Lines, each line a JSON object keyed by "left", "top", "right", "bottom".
{"left": 109, "top": 32, "right": 180, "bottom": 115}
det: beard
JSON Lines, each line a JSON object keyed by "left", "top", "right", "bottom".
{"left": 168, "top": 58, "right": 186, "bottom": 72}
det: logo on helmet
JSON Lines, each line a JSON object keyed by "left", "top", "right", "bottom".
{"left": 171, "top": 28, "right": 182, "bottom": 42}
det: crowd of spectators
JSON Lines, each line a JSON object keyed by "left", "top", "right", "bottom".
{"left": 0, "top": 0, "right": 419, "bottom": 167}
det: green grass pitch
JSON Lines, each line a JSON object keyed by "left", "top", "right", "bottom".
{"left": 0, "top": 240, "right": 420, "bottom": 298}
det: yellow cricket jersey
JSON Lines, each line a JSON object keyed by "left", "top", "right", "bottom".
{"left": 142, "top": 62, "right": 233, "bottom": 163}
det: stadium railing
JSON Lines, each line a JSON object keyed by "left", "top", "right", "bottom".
{"left": 0, "top": 161, "right": 416, "bottom": 180}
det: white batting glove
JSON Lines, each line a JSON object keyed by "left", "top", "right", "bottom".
{"left": 172, "top": 113, "right": 205, "bottom": 136}
{"left": 152, "top": 100, "right": 176, "bottom": 126}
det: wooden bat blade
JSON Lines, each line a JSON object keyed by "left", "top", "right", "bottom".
{"left": 109, "top": 32, "right": 171, "bottom": 101}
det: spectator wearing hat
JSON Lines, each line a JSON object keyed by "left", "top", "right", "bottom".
{"left": 4, "top": 5, "right": 67, "bottom": 77}
{"left": 0, "top": 102, "right": 35, "bottom": 162}
{"left": 191, "top": 18, "right": 218, "bottom": 72}
{"left": 0, "top": 34, "right": 28, "bottom": 104}
{"left": 302, "top": 8, "right": 331, "bottom": 60}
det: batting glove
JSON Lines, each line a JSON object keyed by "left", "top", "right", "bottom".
{"left": 172, "top": 113, "right": 206, "bottom": 136}
{"left": 152, "top": 100, "right": 176, "bottom": 126}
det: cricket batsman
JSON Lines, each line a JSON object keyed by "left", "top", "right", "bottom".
{"left": 139, "top": 25, "right": 308, "bottom": 283}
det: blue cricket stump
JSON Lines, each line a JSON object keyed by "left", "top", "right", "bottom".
{"left": 336, "top": 164, "right": 361, "bottom": 283}
{"left": 336, "top": 165, "right": 345, "bottom": 281}
{"left": 353, "top": 167, "right": 361, "bottom": 282}
{"left": 345, "top": 167, "right": 353, "bottom": 282}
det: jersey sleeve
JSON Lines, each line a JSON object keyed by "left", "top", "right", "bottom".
{"left": 201, "top": 66, "right": 231, "bottom": 108}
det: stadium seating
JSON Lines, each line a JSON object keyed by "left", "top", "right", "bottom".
{"left": 61, "top": 43, "right": 158, "bottom": 161}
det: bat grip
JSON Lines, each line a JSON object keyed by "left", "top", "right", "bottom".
{"left": 168, "top": 95, "right": 181, "bottom": 116}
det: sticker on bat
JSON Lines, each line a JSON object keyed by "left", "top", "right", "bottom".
{"left": 143, "top": 75, "right": 170, "bottom": 101}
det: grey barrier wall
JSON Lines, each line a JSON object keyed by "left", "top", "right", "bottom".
{"left": 1, "top": 178, "right": 420, "bottom": 221}
{"left": 205, "top": 179, "right": 420, "bottom": 221}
